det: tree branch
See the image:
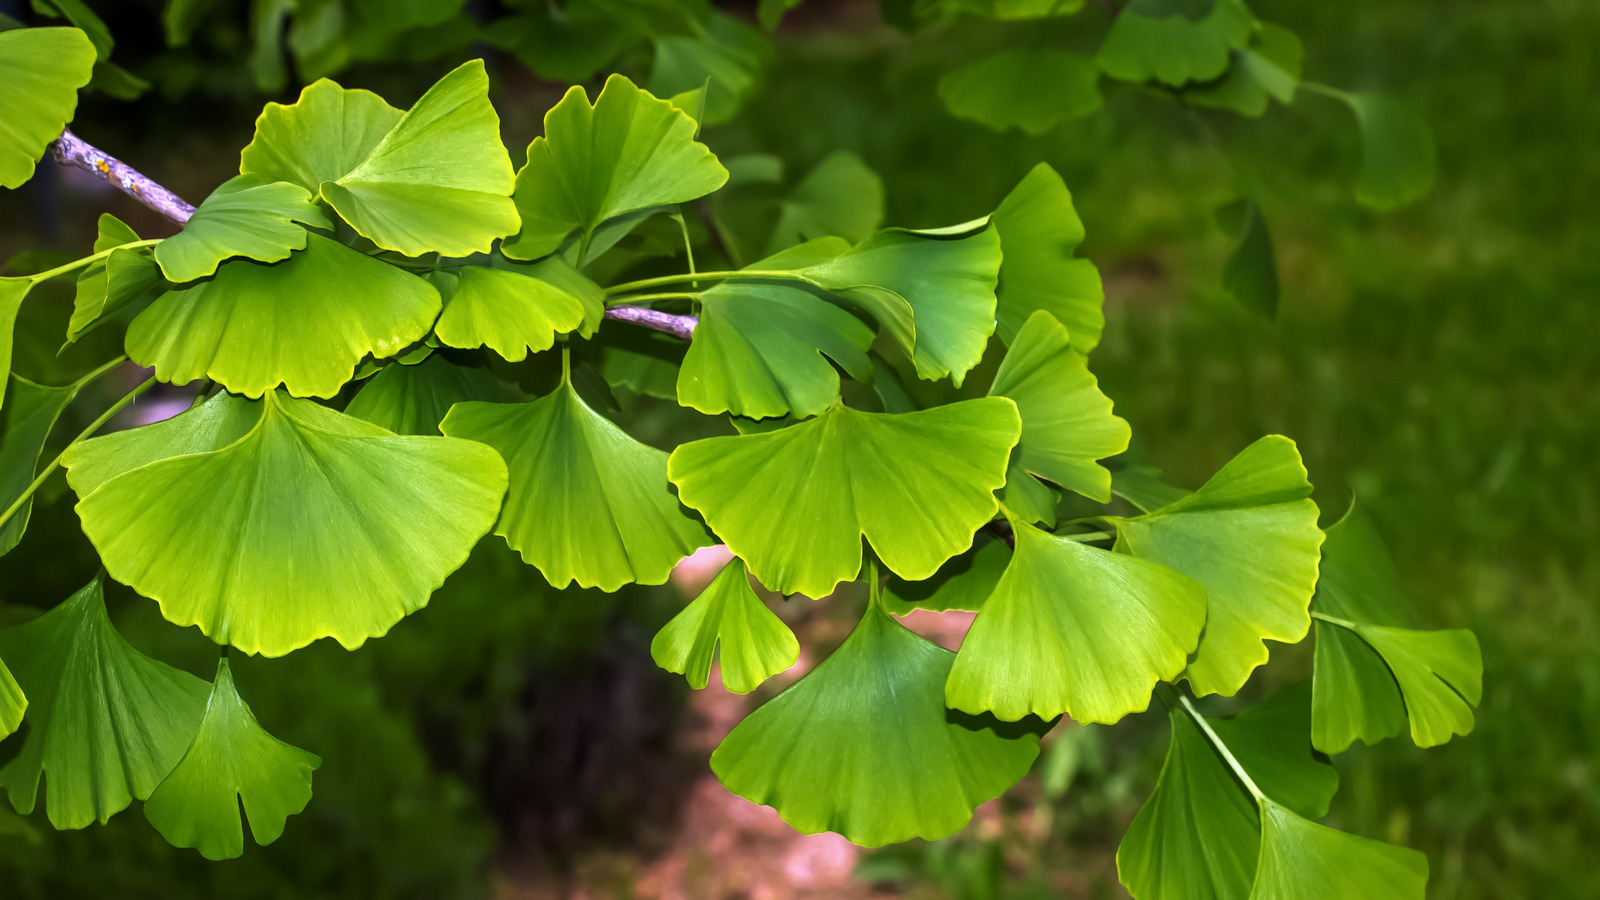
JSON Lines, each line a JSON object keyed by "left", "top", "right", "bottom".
{"left": 48, "top": 129, "right": 700, "bottom": 341}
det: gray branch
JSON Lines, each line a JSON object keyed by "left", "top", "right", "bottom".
{"left": 48, "top": 129, "right": 699, "bottom": 341}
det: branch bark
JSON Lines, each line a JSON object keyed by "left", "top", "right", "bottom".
{"left": 47, "top": 129, "right": 699, "bottom": 340}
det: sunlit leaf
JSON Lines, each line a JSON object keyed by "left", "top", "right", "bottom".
{"left": 127, "top": 233, "right": 442, "bottom": 398}
{"left": 947, "top": 519, "right": 1206, "bottom": 723}
{"left": 1187, "top": 22, "right": 1302, "bottom": 117}
{"left": 882, "top": 536, "right": 1011, "bottom": 615}
{"left": 153, "top": 175, "right": 332, "bottom": 282}
{"left": 651, "top": 557, "right": 798, "bottom": 693}
{"left": 1097, "top": 0, "right": 1254, "bottom": 87}
{"left": 144, "top": 659, "right": 320, "bottom": 860}
{"left": 0, "top": 27, "right": 96, "bottom": 188}
{"left": 66, "top": 214, "right": 165, "bottom": 347}
{"left": 1114, "top": 436, "right": 1322, "bottom": 697}
{"left": 711, "top": 596, "right": 1042, "bottom": 846}
{"left": 765, "top": 151, "right": 884, "bottom": 256}
{"left": 238, "top": 77, "right": 403, "bottom": 192}
{"left": 441, "top": 380, "right": 713, "bottom": 591}
{"left": 1216, "top": 197, "right": 1279, "bottom": 317}
{"left": 64, "top": 391, "right": 507, "bottom": 656}
{"left": 502, "top": 75, "right": 728, "bottom": 260}
{"left": 991, "top": 163, "right": 1104, "bottom": 351}
{"left": 60, "top": 390, "right": 260, "bottom": 495}
{"left": 670, "top": 397, "right": 1019, "bottom": 598}
{"left": 938, "top": 49, "right": 1102, "bottom": 136}
{"left": 0, "top": 376, "right": 80, "bottom": 554}
{"left": 1250, "top": 799, "right": 1427, "bottom": 899}
{"left": 0, "top": 578, "right": 210, "bottom": 829}
{"left": 346, "top": 354, "right": 512, "bottom": 436}
{"left": 433, "top": 264, "right": 589, "bottom": 362}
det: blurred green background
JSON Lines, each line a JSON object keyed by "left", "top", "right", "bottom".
{"left": 1, "top": 0, "right": 1595, "bottom": 897}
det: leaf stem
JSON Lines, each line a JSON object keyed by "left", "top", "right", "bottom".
{"left": 25, "top": 240, "right": 163, "bottom": 285}
{"left": 1310, "top": 611, "right": 1358, "bottom": 630}
{"left": 1297, "top": 80, "right": 1349, "bottom": 103}
{"left": 1176, "top": 693, "right": 1266, "bottom": 802}
{"left": 1061, "top": 531, "right": 1115, "bottom": 543}
{"left": 604, "top": 269, "right": 821, "bottom": 296}
{"left": 0, "top": 374, "right": 158, "bottom": 532}
{"left": 604, "top": 291, "right": 701, "bottom": 307}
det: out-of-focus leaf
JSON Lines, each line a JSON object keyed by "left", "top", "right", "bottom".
{"left": 938, "top": 49, "right": 1102, "bottom": 136}
{"left": 0, "top": 27, "right": 96, "bottom": 189}
{"left": 651, "top": 557, "right": 798, "bottom": 693}
{"left": 1188, "top": 22, "right": 1302, "bottom": 117}
{"left": 765, "top": 151, "right": 884, "bottom": 256}
{"left": 163, "top": 0, "right": 214, "bottom": 46}
{"left": 1329, "top": 89, "right": 1437, "bottom": 210}
{"left": 1110, "top": 465, "right": 1192, "bottom": 513}
{"left": 1216, "top": 197, "right": 1279, "bottom": 317}
{"left": 1097, "top": 0, "right": 1253, "bottom": 87}
{"left": 649, "top": 12, "right": 772, "bottom": 125}
{"left": 485, "top": 4, "right": 633, "bottom": 83}
{"left": 947, "top": 0, "right": 1084, "bottom": 18}
{"left": 154, "top": 175, "right": 332, "bottom": 282}
{"left": 991, "top": 163, "right": 1104, "bottom": 350}
{"left": 0, "top": 376, "right": 80, "bottom": 554}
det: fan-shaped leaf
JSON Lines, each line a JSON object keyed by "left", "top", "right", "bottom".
{"left": 938, "top": 49, "right": 1102, "bottom": 136}
{"left": 143, "top": 659, "right": 320, "bottom": 860}
{"left": 153, "top": 175, "right": 332, "bottom": 282}
{"left": 238, "top": 77, "right": 403, "bottom": 192}
{"left": 346, "top": 355, "right": 512, "bottom": 436}
{"left": 320, "top": 60, "right": 519, "bottom": 257}
{"left": 1311, "top": 620, "right": 1405, "bottom": 752}
{"left": 1111, "top": 466, "right": 1192, "bottom": 513}
{"left": 1347, "top": 623, "right": 1481, "bottom": 749}
{"left": 1216, "top": 198, "right": 1279, "bottom": 317}
{"left": 1334, "top": 90, "right": 1437, "bottom": 210}
{"left": 0, "top": 27, "right": 96, "bottom": 188}
{"left": 1, "top": 376, "right": 81, "bottom": 554}
{"left": 669, "top": 397, "right": 1019, "bottom": 598}
{"left": 1097, "top": 0, "right": 1254, "bottom": 87}
{"left": 651, "top": 557, "right": 798, "bottom": 693}
{"left": 990, "top": 310, "right": 1129, "bottom": 505}
{"left": 433, "top": 264, "right": 590, "bottom": 362}
{"left": 1250, "top": 800, "right": 1427, "bottom": 899}
{"left": 883, "top": 535, "right": 1011, "bottom": 615}
{"left": 1208, "top": 683, "right": 1338, "bottom": 820}
{"left": 648, "top": 12, "right": 771, "bottom": 125}
{"left": 66, "top": 214, "right": 164, "bottom": 347}
{"left": 127, "top": 233, "right": 442, "bottom": 398}
{"left": 0, "top": 657, "right": 22, "bottom": 740}
{"left": 711, "top": 597, "right": 1042, "bottom": 846}
{"left": 441, "top": 380, "right": 713, "bottom": 591}
{"left": 0, "top": 578, "right": 210, "bottom": 828}
{"left": 765, "top": 151, "right": 884, "bottom": 256}
{"left": 61, "top": 390, "right": 260, "bottom": 495}
{"left": 0, "top": 279, "right": 29, "bottom": 407}
{"left": 1188, "top": 23, "right": 1302, "bottom": 117}
{"left": 1114, "top": 436, "right": 1322, "bottom": 697}
{"left": 64, "top": 391, "right": 508, "bottom": 656}
{"left": 991, "top": 163, "right": 1104, "bottom": 351}
{"left": 502, "top": 74, "right": 729, "bottom": 260}
{"left": 947, "top": 519, "right": 1206, "bottom": 723}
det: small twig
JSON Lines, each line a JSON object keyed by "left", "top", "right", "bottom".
{"left": 51, "top": 130, "right": 195, "bottom": 225}
{"left": 604, "top": 305, "right": 698, "bottom": 340}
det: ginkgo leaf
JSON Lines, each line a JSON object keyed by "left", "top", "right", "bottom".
{"left": 1250, "top": 799, "right": 1428, "bottom": 899}
{"left": 0, "top": 279, "right": 28, "bottom": 408}
{"left": 238, "top": 77, "right": 403, "bottom": 192}
{"left": 883, "top": 535, "right": 1011, "bottom": 615}
{"left": 1097, "top": 0, "right": 1254, "bottom": 87}
{"left": 0, "top": 656, "right": 22, "bottom": 740}
{"left": 947, "top": 519, "right": 1206, "bottom": 723}
{"left": 0, "top": 27, "right": 96, "bottom": 188}
{"left": 66, "top": 214, "right": 164, "bottom": 347}
{"left": 938, "top": 49, "right": 1102, "bottom": 136}
{"left": 1187, "top": 22, "right": 1302, "bottom": 117}
{"left": 1216, "top": 198, "right": 1279, "bottom": 317}
{"left": 946, "top": 0, "right": 1085, "bottom": 18}
{"left": 801, "top": 226, "right": 1002, "bottom": 386}
{"left": 989, "top": 310, "right": 1129, "bottom": 504}
{"left": 143, "top": 658, "right": 321, "bottom": 860}
{"left": 320, "top": 60, "right": 519, "bottom": 257}
{"left": 126, "top": 232, "right": 442, "bottom": 398}
{"left": 669, "top": 398, "right": 1020, "bottom": 598}
{"left": 991, "top": 163, "right": 1104, "bottom": 351}
{"left": 64, "top": 391, "right": 508, "bottom": 656}
{"left": 648, "top": 11, "right": 771, "bottom": 125}
{"left": 1, "top": 376, "right": 81, "bottom": 554}
{"left": 765, "top": 151, "right": 884, "bottom": 256}
{"left": 1111, "top": 465, "right": 1192, "bottom": 513}
{"left": 502, "top": 74, "right": 729, "bottom": 261}
{"left": 0, "top": 578, "right": 210, "bottom": 829}
{"left": 346, "top": 355, "right": 513, "bottom": 436}
{"left": 153, "top": 175, "right": 332, "bottom": 282}
{"left": 651, "top": 557, "right": 799, "bottom": 693}
{"left": 711, "top": 595, "right": 1042, "bottom": 846}
{"left": 61, "top": 390, "right": 260, "bottom": 495}
{"left": 433, "top": 264, "right": 589, "bottom": 362}
{"left": 1207, "top": 683, "right": 1338, "bottom": 821}
{"left": 441, "top": 380, "right": 713, "bottom": 591}
{"left": 1331, "top": 90, "right": 1437, "bottom": 210}
{"left": 1310, "top": 502, "right": 1483, "bottom": 752}
{"left": 677, "top": 279, "right": 874, "bottom": 420}
{"left": 1113, "top": 436, "right": 1322, "bottom": 697}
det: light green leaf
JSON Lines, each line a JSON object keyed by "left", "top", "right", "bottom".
{"left": 61, "top": 390, "right": 260, "bottom": 495}
{"left": 127, "top": 232, "right": 442, "bottom": 398}
{"left": 433, "top": 264, "right": 589, "bottom": 362}
{"left": 0, "top": 578, "right": 210, "bottom": 829}
{"left": 677, "top": 279, "right": 874, "bottom": 420}
{"left": 1, "top": 376, "right": 81, "bottom": 554}
{"left": 0, "top": 27, "right": 96, "bottom": 188}
{"left": 153, "top": 175, "right": 332, "bottom": 282}
{"left": 1334, "top": 90, "right": 1437, "bottom": 210}
{"left": 64, "top": 391, "right": 508, "bottom": 656}
{"left": 1097, "top": 0, "right": 1254, "bottom": 87}
{"left": 802, "top": 226, "right": 1001, "bottom": 386}
{"left": 0, "top": 656, "right": 22, "bottom": 740}
{"left": 947, "top": 519, "right": 1206, "bottom": 723}
{"left": 711, "top": 597, "right": 1042, "bottom": 846}
{"left": 651, "top": 557, "right": 799, "bottom": 693}
{"left": 346, "top": 354, "right": 512, "bottom": 435}
{"left": 1216, "top": 197, "right": 1279, "bottom": 317}
{"left": 1249, "top": 799, "right": 1428, "bottom": 899}
{"left": 1111, "top": 465, "right": 1192, "bottom": 513}
{"left": 989, "top": 310, "right": 1129, "bottom": 504}
{"left": 1187, "top": 23, "right": 1302, "bottom": 117}
{"left": 503, "top": 74, "right": 729, "bottom": 261}
{"left": 1208, "top": 683, "right": 1338, "bottom": 820}
{"left": 1114, "top": 436, "right": 1322, "bottom": 697}
{"left": 991, "top": 163, "right": 1104, "bottom": 351}
{"left": 67, "top": 214, "right": 165, "bottom": 347}
{"left": 883, "top": 534, "right": 1011, "bottom": 615}
{"left": 669, "top": 397, "right": 1020, "bottom": 598}
{"left": 1330, "top": 621, "right": 1483, "bottom": 751}
{"left": 321, "top": 60, "right": 519, "bottom": 256}
{"left": 765, "top": 151, "right": 884, "bottom": 256}
{"left": 1311, "top": 620, "right": 1405, "bottom": 753}
{"left": 0, "top": 279, "right": 34, "bottom": 414}
{"left": 143, "top": 658, "right": 320, "bottom": 860}
{"left": 441, "top": 380, "right": 713, "bottom": 591}
{"left": 947, "top": 0, "right": 1084, "bottom": 18}
{"left": 239, "top": 77, "right": 403, "bottom": 192}
{"left": 649, "top": 12, "right": 771, "bottom": 125}
{"left": 938, "top": 49, "right": 1102, "bottom": 136}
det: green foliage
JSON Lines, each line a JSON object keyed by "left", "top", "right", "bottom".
{"left": 650, "top": 557, "right": 798, "bottom": 693}
{"left": 938, "top": 49, "right": 1102, "bottom": 136}
{"left": 0, "top": 27, "right": 95, "bottom": 188}
{"left": 66, "top": 215, "right": 164, "bottom": 347}
{"left": 152, "top": 176, "right": 331, "bottom": 282}
{"left": 0, "top": 377, "right": 80, "bottom": 553}
{"left": 1097, "top": 0, "right": 1254, "bottom": 87}
{"left": 1215, "top": 197, "right": 1279, "bottom": 316}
